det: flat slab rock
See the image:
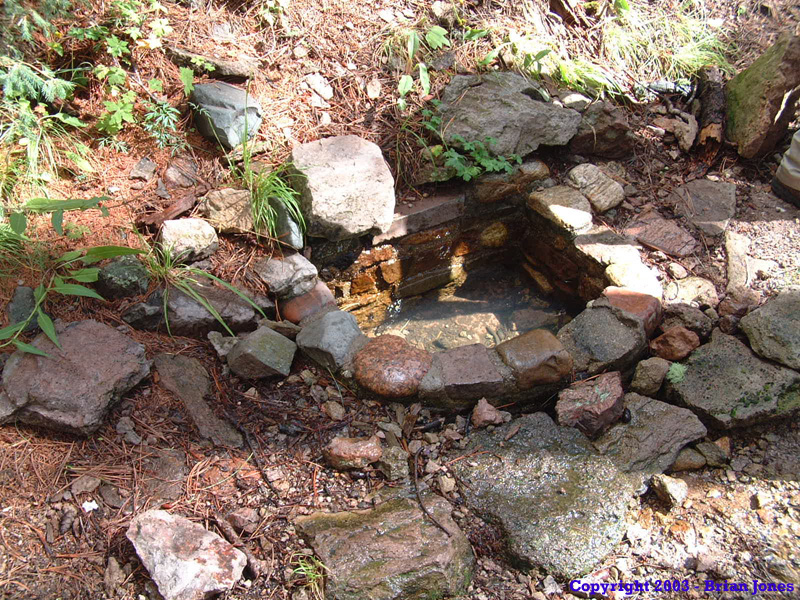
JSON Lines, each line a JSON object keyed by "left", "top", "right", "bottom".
{"left": 439, "top": 72, "right": 581, "bottom": 157}
{"left": 127, "top": 509, "right": 246, "bottom": 600}
{"left": 291, "top": 135, "right": 395, "bottom": 241}
{"left": 295, "top": 492, "right": 474, "bottom": 600}
{"left": 624, "top": 208, "right": 698, "bottom": 257}
{"left": 740, "top": 289, "right": 800, "bottom": 370}
{"left": 0, "top": 320, "right": 150, "bottom": 435}
{"left": 670, "top": 179, "right": 737, "bottom": 237}
{"left": 593, "top": 393, "right": 707, "bottom": 477}
{"left": 451, "top": 413, "right": 636, "bottom": 578}
{"left": 664, "top": 330, "right": 800, "bottom": 429}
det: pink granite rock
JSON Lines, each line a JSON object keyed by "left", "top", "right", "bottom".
{"left": 556, "top": 372, "right": 625, "bottom": 437}
{"left": 353, "top": 335, "right": 432, "bottom": 398}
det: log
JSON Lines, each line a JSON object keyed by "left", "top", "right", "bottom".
{"left": 696, "top": 67, "right": 725, "bottom": 157}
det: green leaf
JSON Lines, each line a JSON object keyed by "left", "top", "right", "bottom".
{"left": 12, "top": 340, "right": 51, "bottom": 357}
{"left": 24, "top": 197, "right": 105, "bottom": 213}
{"left": 0, "top": 322, "right": 25, "bottom": 341}
{"left": 148, "top": 78, "right": 164, "bottom": 92}
{"left": 51, "top": 210, "right": 64, "bottom": 235}
{"left": 425, "top": 26, "right": 451, "bottom": 50}
{"left": 418, "top": 63, "right": 430, "bottom": 95}
{"left": 179, "top": 68, "right": 194, "bottom": 96}
{"left": 33, "top": 284, "right": 46, "bottom": 303}
{"left": 463, "top": 28, "right": 489, "bottom": 41}
{"left": 66, "top": 268, "right": 100, "bottom": 283}
{"left": 52, "top": 112, "right": 86, "bottom": 128}
{"left": 9, "top": 212, "right": 26, "bottom": 235}
{"left": 406, "top": 30, "right": 420, "bottom": 63}
{"left": 51, "top": 283, "right": 105, "bottom": 300}
{"left": 478, "top": 47, "right": 500, "bottom": 67}
{"left": 106, "top": 35, "right": 130, "bottom": 58}
{"left": 397, "top": 75, "right": 413, "bottom": 98}
{"left": 36, "top": 309, "right": 60, "bottom": 348}
{"left": 58, "top": 249, "right": 83, "bottom": 263}
{"left": 176, "top": 281, "right": 234, "bottom": 336}
{"left": 81, "top": 246, "right": 142, "bottom": 264}
{"left": 534, "top": 49, "right": 551, "bottom": 61}
{"left": 65, "top": 152, "right": 94, "bottom": 173}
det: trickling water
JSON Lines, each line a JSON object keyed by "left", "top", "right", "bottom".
{"left": 364, "top": 264, "right": 572, "bottom": 353}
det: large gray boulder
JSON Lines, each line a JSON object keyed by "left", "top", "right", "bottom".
{"left": 291, "top": 135, "right": 395, "bottom": 241}
{"left": 557, "top": 303, "right": 647, "bottom": 376}
{"left": 593, "top": 394, "right": 707, "bottom": 476}
{"left": 166, "top": 281, "right": 270, "bottom": 336}
{"left": 0, "top": 320, "right": 151, "bottom": 434}
{"left": 438, "top": 72, "right": 581, "bottom": 157}
{"left": 451, "top": 413, "right": 636, "bottom": 578}
{"left": 296, "top": 491, "right": 473, "bottom": 600}
{"left": 727, "top": 33, "right": 800, "bottom": 158}
{"left": 740, "top": 289, "right": 800, "bottom": 370}
{"left": 127, "top": 510, "right": 246, "bottom": 600}
{"left": 296, "top": 310, "right": 367, "bottom": 371}
{"left": 190, "top": 82, "right": 262, "bottom": 150}
{"left": 664, "top": 330, "right": 800, "bottom": 429}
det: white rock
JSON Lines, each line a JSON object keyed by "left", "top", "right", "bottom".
{"left": 160, "top": 219, "right": 219, "bottom": 263}
{"left": 566, "top": 164, "right": 625, "bottom": 213}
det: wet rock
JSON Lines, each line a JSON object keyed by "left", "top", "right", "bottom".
{"left": 664, "top": 276, "right": 719, "bottom": 308}
{"left": 166, "top": 281, "right": 270, "bottom": 337}
{"left": 670, "top": 447, "right": 707, "bottom": 472}
{"left": 0, "top": 320, "right": 150, "bottom": 435}
{"left": 198, "top": 188, "right": 253, "bottom": 234}
{"left": 291, "top": 135, "right": 395, "bottom": 241}
{"left": 130, "top": 157, "right": 157, "bottom": 181}
{"left": 226, "top": 326, "right": 296, "bottom": 379}
{"left": 624, "top": 208, "right": 698, "bottom": 257}
{"left": 254, "top": 253, "right": 318, "bottom": 299}
{"left": 155, "top": 354, "right": 243, "bottom": 447}
{"left": 651, "top": 474, "right": 688, "bottom": 508}
{"left": 740, "top": 289, "right": 800, "bottom": 370}
{"left": 190, "top": 82, "right": 262, "bottom": 150}
{"left": 160, "top": 218, "right": 219, "bottom": 263}
{"left": 630, "top": 357, "right": 671, "bottom": 396}
{"left": 593, "top": 394, "right": 707, "bottom": 475}
{"left": 376, "top": 445, "right": 410, "bottom": 481}
{"left": 661, "top": 303, "right": 714, "bottom": 339}
{"left": 97, "top": 255, "right": 150, "bottom": 299}
{"left": 727, "top": 33, "right": 800, "bottom": 158}
{"left": 296, "top": 310, "right": 367, "bottom": 371}
{"left": 296, "top": 492, "right": 473, "bottom": 600}
{"left": 600, "top": 287, "right": 662, "bottom": 336}
{"left": 649, "top": 326, "right": 700, "bottom": 361}
{"left": 670, "top": 179, "right": 737, "bottom": 237}
{"left": 557, "top": 303, "right": 647, "bottom": 376}
{"left": 438, "top": 72, "right": 581, "bottom": 156}
{"left": 7, "top": 285, "right": 38, "bottom": 333}
{"left": 353, "top": 335, "right": 432, "bottom": 398}
{"left": 430, "top": 344, "right": 506, "bottom": 409}
{"left": 324, "top": 435, "right": 382, "bottom": 470}
{"left": 569, "top": 101, "right": 635, "bottom": 158}
{"left": 664, "top": 330, "right": 800, "bottom": 429}
{"left": 127, "top": 509, "right": 246, "bottom": 600}
{"left": 566, "top": 164, "right": 625, "bottom": 213}
{"left": 471, "top": 397, "right": 507, "bottom": 428}
{"left": 451, "top": 413, "right": 636, "bottom": 578}
{"left": 527, "top": 186, "right": 593, "bottom": 235}
{"left": 557, "top": 372, "right": 625, "bottom": 438}
{"left": 495, "top": 328, "right": 572, "bottom": 388}
{"left": 280, "top": 281, "right": 336, "bottom": 324}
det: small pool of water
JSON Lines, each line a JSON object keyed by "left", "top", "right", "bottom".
{"left": 365, "top": 264, "right": 572, "bottom": 353}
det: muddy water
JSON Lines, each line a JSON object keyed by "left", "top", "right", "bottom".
{"left": 364, "top": 264, "right": 572, "bottom": 353}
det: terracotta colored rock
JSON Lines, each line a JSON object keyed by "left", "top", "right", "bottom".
{"left": 353, "top": 335, "right": 432, "bottom": 398}
{"left": 471, "top": 397, "right": 507, "bottom": 428}
{"left": 280, "top": 280, "right": 336, "bottom": 324}
{"left": 601, "top": 286, "right": 663, "bottom": 337}
{"left": 556, "top": 372, "right": 624, "bottom": 438}
{"left": 495, "top": 329, "right": 572, "bottom": 388}
{"left": 649, "top": 326, "right": 700, "bottom": 361}
{"left": 670, "top": 447, "right": 707, "bottom": 472}
{"left": 324, "top": 435, "right": 383, "bottom": 470}
{"left": 437, "top": 344, "right": 505, "bottom": 401}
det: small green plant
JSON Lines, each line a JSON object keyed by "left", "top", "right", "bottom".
{"left": 291, "top": 552, "right": 327, "bottom": 600}
{"left": 441, "top": 134, "right": 522, "bottom": 182}
{"left": 388, "top": 25, "right": 451, "bottom": 110}
{"left": 665, "top": 362, "right": 688, "bottom": 384}
{"left": 142, "top": 100, "right": 185, "bottom": 151}
{"left": 96, "top": 90, "right": 136, "bottom": 135}
{"left": 247, "top": 166, "right": 306, "bottom": 244}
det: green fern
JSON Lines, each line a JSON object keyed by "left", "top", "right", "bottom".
{"left": 0, "top": 60, "right": 76, "bottom": 102}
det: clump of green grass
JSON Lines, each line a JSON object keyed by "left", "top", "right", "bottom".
{"left": 291, "top": 552, "right": 327, "bottom": 600}
{"left": 247, "top": 164, "right": 306, "bottom": 244}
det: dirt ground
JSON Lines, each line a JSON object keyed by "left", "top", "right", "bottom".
{"left": 1, "top": 0, "right": 800, "bottom": 598}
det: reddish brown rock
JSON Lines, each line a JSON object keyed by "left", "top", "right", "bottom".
{"left": 350, "top": 268, "right": 379, "bottom": 295}
{"left": 624, "top": 207, "right": 698, "bottom": 257}
{"left": 379, "top": 259, "right": 405, "bottom": 285}
{"left": 601, "top": 286, "right": 663, "bottom": 337}
{"left": 471, "top": 398, "right": 507, "bottom": 428}
{"left": 438, "top": 344, "right": 505, "bottom": 401}
{"left": 718, "top": 286, "right": 760, "bottom": 318}
{"left": 323, "top": 435, "right": 383, "bottom": 470}
{"left": 495, "top": 329, "right": 573, "bottom": 389}
{"left": 280, "top": 281, "right": 336, "bottom": 324}
{"left": 556, "top": 372, "right": 625, "bottom": 438}
{"left": 649, "top": 326, "right": 700, "bottom": 361}
{"left": 353, "top": 335, "right": 432, "bottom": 398}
